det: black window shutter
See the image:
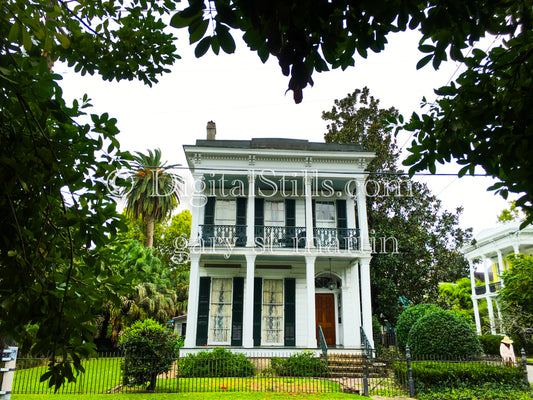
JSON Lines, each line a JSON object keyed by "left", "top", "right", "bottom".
{"left": 336, "top": 199, "right": 347, "bottom": 250}
{"left": 254, "top": 198, "right": 264, "bottom": 245}
{"left": 236, "top": 198, "right": 247, "bottom": 247}
{"left": 196, "top": 277, "right": 211, "bottom": 346}
{"left": 312, "top": 200, "right": 316, "bottom": 227}
{"left": 285, "top": 199, "right": 296, "bottom": 247}
{"left": 253, "top": 277, "right": 262, "bottom": 346}
{"left": 231, "top": 277, "right": 244, "bottom": 346}
{"left": 203, "top": 197, "right": 216, "bottom": 246}
{"left": 284, "top": 278, "right": 296, "bottom": 346}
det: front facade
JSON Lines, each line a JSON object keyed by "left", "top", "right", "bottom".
{"left": 461, "top": 222, "right": 533, "bottom": 334}
{"left": 182, "top": 130, "right": 375, "bottom": 353}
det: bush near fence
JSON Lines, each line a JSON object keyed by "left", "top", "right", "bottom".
{"left": 393, "top": 357, "right": 525, "bottom": 393}
{"left": 269, "top": 351, "right": 328, "bottom": 377}
{"left": 178, "top": 348, "right": 256, "bottom": 377}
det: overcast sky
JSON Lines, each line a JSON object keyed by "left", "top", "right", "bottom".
{"left": 58, "top": 28, "right": 512, "bottom": 237}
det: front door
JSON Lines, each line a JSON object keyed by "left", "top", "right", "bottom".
{"left": 315, "top": 293, "right": 336, "bottom": 345}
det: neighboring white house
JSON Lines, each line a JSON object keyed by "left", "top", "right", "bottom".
{"left": 461, "top": 222, "right": 533, "bottom": 335}
{"left": 181, "top": 122, "right": 376, "bottom": 354}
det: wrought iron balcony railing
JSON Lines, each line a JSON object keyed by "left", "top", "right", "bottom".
{"left": 313, "top": 227, "right": 360, "bottom": 250}
{"left": 198, "top": 225, "right": 360, "bottom": 250}
{"left": 199, "top": 224, "right": 246, "bottom": 247}
{"left": 254, "top": 226, "right": 306, "bottom": 248}
{"left": 474, "top": 285, "right": 486, "bottom": 295}
{"left": 489, "top": 281, "right": 502, "bottom": 292}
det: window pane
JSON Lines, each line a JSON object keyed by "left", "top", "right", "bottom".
{"left": 265, "top": 201, "right": 285, "bottom": 226}
{"left": 209, "top": 278, "right": 232, "bottom": 343}
{"left": 262, "top": 279, "right": 283, "bottom": 344}
{"left": 215, "top": 200, "right": 236, "bottom": 225}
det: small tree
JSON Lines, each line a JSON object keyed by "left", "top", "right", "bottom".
{"left": 396, "top": 304, "right": 440, "bottom": 354}
{"left": 120, "top": 319, "right": 180, "bottom": 391}
{"left": 407, "top": 309, "right": 482, "bottom": 359}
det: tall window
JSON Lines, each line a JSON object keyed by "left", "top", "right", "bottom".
{"left": 315, "top": 201, "right": 336, "bottom": 228}
{"left": 262, "top": 279, "right": 284, "bottom": 344}
{"left": 209, "top": 278, "right": 232, "bottom": 344}
{"left": 215, "top": 200, "right": 236, "bottom": 225}
{"left": 264, "top": 201, "right": 285, "bottom": 226}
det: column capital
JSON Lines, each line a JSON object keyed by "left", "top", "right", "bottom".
{"left": 245, "top": 253, "right": 257, "bottom": 263}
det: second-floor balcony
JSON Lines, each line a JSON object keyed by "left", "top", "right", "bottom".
{"left": 197, "top": 225, "right": 360, "bottom": 251}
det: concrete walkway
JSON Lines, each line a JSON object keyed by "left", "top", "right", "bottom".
{"left": 527, "top": 364, "right": 533, "bottom": 384}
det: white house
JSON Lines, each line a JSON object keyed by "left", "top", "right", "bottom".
{"left": 182, "top": 123, "right": 376, "bottom": 354}
{"left": 461, "top": 222, "right": 533, "bottom": 334}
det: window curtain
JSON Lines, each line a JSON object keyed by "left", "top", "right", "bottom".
{"left": 262, "top": 279, "right": 284, "bottom": 344}
{"left": 209, "top": 278, "right": 233, "bottom": 343}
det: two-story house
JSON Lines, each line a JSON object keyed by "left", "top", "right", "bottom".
{"left": 182, "top": 123, "right": 375, "bottom": 354}
{"left": 461, "top": 222, "right": 533, "bottom": 334}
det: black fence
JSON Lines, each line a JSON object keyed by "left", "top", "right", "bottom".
{"left": 11, "top": 350, "right": 528, "bottom": 396}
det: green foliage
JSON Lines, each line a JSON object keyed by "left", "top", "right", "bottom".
{"left": 498, "top": 201, "right": 526, "bottom": 224}
{"left": 396, "top": 304, "right": 440, "bottom": 354}
{"left": 407, "top": 309, "right": 482, "bottom": 359}
{"left": 1, "top": 0, "right": 182, "bottom": 389}
{"left": 178, "top": 347, "right": 256, "bottom": 377}
{"left": 270, "top": 351, "right": 327, "bottom": 377}
{"left": 394, "top": 361, "right": 525, "bottom": 394}
{"left": 323, "top": 88, "right": 471, "bottom": 326}
{"left": 122, "top": 149, "right": 183, "bottom": 248}
{"left": 479, "top": 334, "right": 505, "bottom": 356}
{"left": 120, "top": 319, "right": 180, "bottom": 390}
{"left": 417, "top": 385, "right": 533, "bottom": 400}
{"left": 499, "top": 254, "right": 533, "bottom": 347}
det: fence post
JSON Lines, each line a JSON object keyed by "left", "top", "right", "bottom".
{"left": 362, "top": 354, "right": 369, "bottom": 397}
{"left": 406, "top": 345, "right": 415, "bottom": 398}
{"left": 1, "top": 347, "right": 18, "bottom": 400}
{"left": 521, "top": 348, "right": 530, "bottom": 388}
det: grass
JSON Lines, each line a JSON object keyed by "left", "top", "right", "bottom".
{"left": 13, "top": 357, "right": 123, "bottom": 394}
{"left": 13, "top": 393, "right": 366, "bottom": 400}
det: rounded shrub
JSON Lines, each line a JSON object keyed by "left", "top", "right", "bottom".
{"left": 178, "top": 347, "right": 256, "bottom": 377}
{"left": 120, "top": 319, "right": 181, "bottom": 390}
{"left": 270, "top": 351, "right": 327, "bottom": 377}
{"left": 407, "top": 309, "right": 482, "bottom": 359}
{"left": 396, "top": 303, "right": 440, "bottom": 354}
{"left": 478, "top": 334, "right": 504, "bottom": 356}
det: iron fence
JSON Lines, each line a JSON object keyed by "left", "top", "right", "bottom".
{"left": 11, "top": 350, "right": 528, "bottom": 396}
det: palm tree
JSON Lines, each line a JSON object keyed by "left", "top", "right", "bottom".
{"left": 123, "top": 149, "right": 182, "bottom": 247}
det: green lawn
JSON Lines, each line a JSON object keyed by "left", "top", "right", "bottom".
{"left": 13, "top": 393, "right": 366, "bottom": 400}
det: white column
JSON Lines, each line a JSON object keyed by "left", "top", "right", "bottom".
{"left": 184, "top": 253, "right": 201, "bottom": 348}
{"left": 468, "top": 259, "right": 482, "bottom": 334}
{"left": 496, "top": 250, "right": 505, "bottom": 287}
{"left": 343, "top": 261, "right": 361, "bottom": 348}
{"left": 513, "top": 243, "right": 520, "bottom": 254}
{"left": 304, "top": 175, "right": 314, "bottom": 249}
{"left": 189, "top": 173, "right": 204, "bottom": 244}
{"left": 246, "top": 171, "right": 255, "bottom": 247}
{"left": 243, "top": 254, "right": 256, "bottom": 347}
{"left": 495, "top": 299, "right": 502, "bottom": 334}
{"left": 305, "top": 255, "right": 317, "bottom": 348}
{"left": 356, "top": 179, "right": 370, "bottom": 252}
{"left": 346, "top": 195, "right": 357, "bottom": 250}
{"left": 359, "top": 258, "right": 374, "bottom": 348}
{"left": 482, "top": 257, "right": 496, "bottom": 334}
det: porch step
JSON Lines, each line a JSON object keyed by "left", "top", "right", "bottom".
{"left": 324, "top": 354, "right": 365, "bottom": 377}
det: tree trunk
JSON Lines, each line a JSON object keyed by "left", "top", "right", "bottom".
{"left": 146, "top": 215, "right": 155, "bottom": 248}
{"left": 147, "top": 373, "right": 157, "bottom": 391}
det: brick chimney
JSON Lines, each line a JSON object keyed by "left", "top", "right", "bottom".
{"left": 206, "top": 121, "right": 216, "bottom": 140}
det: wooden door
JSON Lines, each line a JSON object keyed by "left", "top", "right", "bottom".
{"left": 315, "top": 293, "right": 336, "bottom": 345}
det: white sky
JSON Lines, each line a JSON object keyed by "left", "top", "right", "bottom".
{"left": 58, "top": 28, "right": 513, "bottom": 237}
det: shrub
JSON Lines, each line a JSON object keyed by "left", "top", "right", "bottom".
{"left": 270, "top": 351, "right": 327, "bottom": 377}
{"left": 178, "top": 347, "right": 255, "bottom": 377}
{"left": 479, "top": 334, "right": 505, "bottom": 355}
{"left": 396, "top": 304, "right": 440, "bottom": 354}
{"left": 408, "top": 309, "right": 482, "bottom": 359}
{"left": 120, "top": 319, "right": 180, "bottom": 391}
{"left": 393, "top": 361, "right": 525, "bottom": 393}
